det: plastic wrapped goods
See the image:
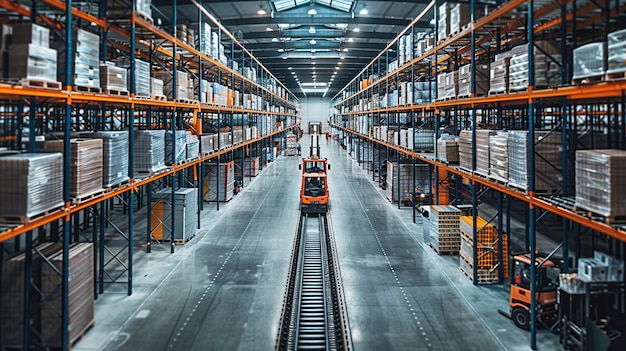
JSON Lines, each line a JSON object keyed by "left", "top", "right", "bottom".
{"left": 80, "top": 131, "right": 129, "bottom": 187}
{"left": 134, "top": 130, "right": 166, "bottom": 173}
{"left": 0, "top": 153, "right": 63, "bottom": 219}
{"left": 186, "top": 132, "right": 200, "bottom": 160}
{"left": 489, "top": 131, "right": 509, "bottom": 181}
{"left": 507, "top": 130, "right": 562, "bottom": 191}
{"left": 575, "top": 149, "right": 626, "bottom": 218}
{"left": 165, "top": 130, "right": 187, "bottom": 164}
{"left": 44, "top": 139, "right": 103, "bottom": 198}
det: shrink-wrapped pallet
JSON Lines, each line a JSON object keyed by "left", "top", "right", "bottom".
{"left": 575, "top": 149, "right": 626, "bottom": 219}
{"left": 607, "top": 29, "right": 626, "bottom": 74}
{"left": 200, "top": 134, "right": 216, "bottom": 154}
{"left": 572, "top": 42, "right": 606, "bottom": 80}
{"left": 489, "top": 56, "right": 510, "bottom": 94}
{"left": 150, "top": 77, "right": 164, "bottom": 97}
{"left": 507, "top": 130, "right": 562, "bottom": 191}
{"left": 204, "top": 161, "right": 234, "bottom": 201}
{"left": 458, "top": 130, "right": 473, "bottom": 170}
{"left": 79, "top": 131, "right": 129, "bottom": 187}
{"left": 8, "top": 44, "right": 57, "bottom": 82}
{"left": 186, "top": 132, "right": 200, "bottom": 160}
{"left": 99, "top": 62, "right": 128, "bottom": 92}
{"left": 437, "top": 134, "right": 459, "bottom": 163}
{"left": 458, "top": 63, "right": 489, "bottom": 97}
{"left": 0, "top": 153, "right": 63, "bottom": 219}
{"left": 475, "top": 129, "right": 497, "bottom": 176}
{"left": 134, "top": 130, "right": 166, "bottom": 173}
{"left": 44, "top": 138, "right": 103, "bottom": 198}
{"left": 151, "top": 187, "right": 198, "bottom": 241}
{"left": 165, "top": 130, "right": 187, "bottom": 165}
{"left": 114, "top": 57, "right": 151, "bottom": 97}
{"left": 489, "top": 131, "right": 509, "bottom": 182}
{"left": 57, "top": 29, "right": 100, "bottom": 88}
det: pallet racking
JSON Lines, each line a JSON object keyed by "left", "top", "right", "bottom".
{"left": 330, "top": 0, "right": 626, "bottom": 349}
{"left": 0, "top": 0, "right": 299, "bottom": 349}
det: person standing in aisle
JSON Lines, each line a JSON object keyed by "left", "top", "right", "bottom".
{"left": 297, "top": 142, "right": 301, "bottom": 156}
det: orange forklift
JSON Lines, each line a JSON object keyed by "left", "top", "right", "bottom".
{"left": 299, "top": 135, "right": 330, "bottom": 214}
{"left": 499, "top": 243, "right": 562, "bottom": 330}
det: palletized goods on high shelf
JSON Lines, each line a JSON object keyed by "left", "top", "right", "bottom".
{"left": 186, "top": 132, "right": 200, "bottom": 160}
{"left": 99, "top": 62, "right": 128, "bottom": 93}
{"left": 459, "top": 215, "right": 509, "bottom": 284}
{"left": 134, "top": 130, "right": 166, "bottom": 174}
{"left": 165, "top": 130, "right": 187, "bottom": 165}
{"left": 457, "top": 130, "right": 473, "bottom": 171}
{"left": 244, "top": 157, "right": 261, "bottom": 177}
{"left": 488, "top": 131, "right": 509, "bottom": 183}
{"left": 425, "top": 206, "right": 461, "bottom": 254}
{"left": 7, "top": 23, "right": 57, "bottom": 83}
{"left": 0, "top": 153, "right": 63, "bottom": 220}
{"left": 56, "top": 29, "right": 101, "bottom": 89}
{"left": 44, "top": 138, "right": 103, "bottom": 199}
{"left": 575, "top": 149, "right": 626, "bottom": 220}
{"left": 437, "top": 134, "right": 459, "bottom": 163}
{"left": 79, "top": 131, "right": 130, "bottom": 188}
{"left": 151, "top": 187, "right": 198, "bottom": 242}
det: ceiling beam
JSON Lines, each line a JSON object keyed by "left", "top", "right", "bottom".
{"left": 219, "top": 16, "right": 421, "bottom": 27}
{"left": 241, "top": 31, "right": 397, "bottom": 40}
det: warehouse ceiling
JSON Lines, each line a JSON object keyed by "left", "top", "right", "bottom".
{"left": 152, "top": 0, "right": 434, "bottom": 99}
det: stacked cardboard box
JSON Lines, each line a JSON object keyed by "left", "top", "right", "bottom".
{"left": 426, "top": 205, "right": 461, "bottom": 254}
{"left": 199, "top": 23, "right": 211, "bottom": 56}
{"left": 99, "top": 62, "right": 128, "bottom": 92}
{"left": 458, "top": 130, "right": 473, "bottom": 170}
{"left": 507, "top": 130, "right": 562, "bottom": 191}
{"left": 460, "top": 215, "right": 509, "bottom": 284}
{"left": 114, "top": 57, "right": 151, "bottom": 97}
{"left": 458, "top": 63, "right": 489, "bottom": 97}
{"left": 437, "top": 3, "right": 452, "bottom": 42}
{"left": 0, "top": 153, "right": 63, "bottom": 219}
{"left": 574, "top": 149, "right": 626, "bottom": 218}
{"left": 200, "top": 134, "right": 217, "bottom": 154}
{"left": 154, "top": 70, "right": 188, "bottom": 100}
{"left": 41, "top": 243, "right": 94, "bottom": 348}
{"left": 607, "top": 29, "right": 626, "bottom": 74}
{"left": 508, "top": 43, "right": 561, "bottom": 91}
{"left": 0, "top": 24, "right": 12, "bottom": 78}
{"left": 134, "top": 130, "right": 166, "bottom": 173}
{"left": 186, "top": 132, "right": 199, "bottom": 160}
{"left": 151, "top": 187, "right": 198, "bottom": 242}
{"left": 450, "top": 3, "right": 470, "bottom": 35}
{"left": 165, "top": 130, "right": 187, "bottom": 165}
{"left": 79, "top": 131, "right": 129, "bottom": 188}
{"left": 475, "top": 129, "right": 496, "bottom": 176}
{"left": 1, "top": 243, "right": 62, "bottom": 347}
{"left": 489, "top": 55, "right": 511, "bottom": 94}
{"left": 489, "top": 131, "right": 508, "bottom": 182}
{"left": 136, "top": 0, "right": 152, "bottom": 20}
{"left": 285, "top": 134, "right": 298, "bottom": 156}
{"left": 204, "top": 161, "right": 234, "bottom": 201}
{"left": 437, "top": 134, "right": 459, "bottom": 163}
{"left": 57, "top": 29, "right": 100, "bottom": 88}
{"left": 44, "top": 139, "right": 103, "bottom": 198}
{"left": 8, "top": 23, "right": 57, "bottom": 83}
{"left": 572, "top": 42, "right": 606, "bottom": 80}
{"left": 244, "top": 157, "right": 260, "bottom": 177}
{"left": 150, "top": 77, "right": 164, "bottom": 97}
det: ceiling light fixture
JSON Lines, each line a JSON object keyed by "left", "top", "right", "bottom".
{"left": 272, "top": 38, "right": 278, "bottom": 42}
{"left": 353, "top": 27, "right": 360, "bottom": 32}
{"left": 340, "top": 56, "right": 345, "bottom": 59}
{"left": 310, "top": 39, "right": 317, "bottom": 45}
{"left": 359, "top": 2, "right": 368, "bottom": 15}
{"left": 257, "top": 4, "right": 266, "bottom": 15}
{"left": 343, "top": 48, "right": 349, "bottom": 52}
{"left": 308, "top": 6, "right": 317, "bottom": 15}
{"left": 266, "top": 26, "right": 273, "bottom": 32}
{"left": 348, "top": 38, "right": 353, "bottom": 42}
{"left": 309, "top": 26, "right": 316, "bottom": 34}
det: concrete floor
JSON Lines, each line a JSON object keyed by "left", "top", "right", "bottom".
{"left": 74, "top": 137, "right": 560, "bottom": 350}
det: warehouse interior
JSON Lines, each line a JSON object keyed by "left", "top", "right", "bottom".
{"left": 0, "top": 0, "right": 625, "bottom": 350}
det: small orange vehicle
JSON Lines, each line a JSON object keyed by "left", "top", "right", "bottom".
{"left": 500, "top": 252, "right": 560, "bottom": 330}
{"left": 299, "top": 135, "right": 330, "bottom": 214}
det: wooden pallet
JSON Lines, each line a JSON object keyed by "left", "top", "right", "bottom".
{"left": 488, "top": 174, "right": 509, "bottom": 185}
{"left": 606, "top": 70, "right": 626, "bottom": 80}
{"left": 151, "top": 94, "right": 167, "bottom": 101}
{"left": 151, "top": 237, "right": 193, "bottom": 245}
{"left": 136, "top": 11, "right": 154, "bottom": 25}
{"left": 429, "top": 243, "right": 459, "bottom": 255}
{"left": 20, "top": 78, "right": 62, "bottom": 90}
{"left": 75, "top": 85, "right": 102, "bottom": 94}
{"left": 104, "top": 179, "right": 131, "bottom": 193}
{"left": 71, "top": 189, "right": 104, "bottom": 204}
{"left": 488, "top": 90, "right": 508, "bottom": 96}
{"left": 105, "top": 88, "right": 130, "bottom": 97}
{"left": 460, "top": 266, "right": 499, "bottom": 284}
{"left": 572, "top": 74, "right": 605, "bottom": 85}
{"left": 135, "top": 167, "right": 169, "bottom": 177}
{"left": 134, "top": 95, "right": 152, "bottom": 100}
{"left": 572, "top": 206, "right": 626, "bottom": 224}
{"left": 177, "top": 98, "right": 197, "bottom": 105}
{"left": 0, "top": 208, "right": 59, "bottom": 224}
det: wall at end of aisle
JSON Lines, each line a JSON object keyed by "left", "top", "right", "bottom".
{"left": 300, "top": 97, "right": 332, "bottom": 133}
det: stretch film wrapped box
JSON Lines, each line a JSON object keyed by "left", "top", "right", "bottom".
{"left": 150, "top": 77, "right": 164, "bottom": 97}
{"left": 575, "top": 149, "right": 626, "bottom": 218}
{"left": 489, "top": 131, "right": 509, "bottom": 182}
{"left": 186, "top": 132, "right": 200, "bottom": 160}
{"left": 572, "top": 42, "right": 606, "bottom": 80}
{"left": 115, "top": 57, "right": 150, "bottom": 97}
{"left": 244, "top": 157, "right": 260, "bottom": 177}
{"left": 79, "top": 131, "right": 129, "bottom": 187}
{"left": 44, "top": 139, "right": 103, "bottom": 198}
{"left": 458, "top": 130, "right": 473, "bottom": 170}
{"left": 437, "top": 134, "right": 459, "bottom": 163}
{"left": 475, "top": 129, "right": 497, "bottom": 176}
{"left": 151, "top": 187, "right": 198, "bottom": 241}
{"left": 458, "top": 63, "right": 489, "bottom": 97}
{"left": 57, "top": 29, "right": 100, "bottom": 88}
{"left": 136, "top": 0, "right": 152, "bottom": 20}
{"left": 200, "top": 134, "right": 217, "bottom": 154}
{"left": 99, "top": 62, "right": 128, "bottom": 92}
{"left": 608, "top": 29, "right": 626, "bottom": 74}
{"left": 134, "top": 130, "right": 166, "bottom": 173}
{"left": 8, "top": 44, "right": 57, "bottom": 82}
{"left": 165, "top": 130, "right": 187, "bottom": 165}
{"left": 41, "top": 243, "right": 94, "bottom": 348}
{"left": 413, "top": 127, "right": 435, "bottom": 151}
{"left": 0, "top": 153, "right": 63, "bottom": 219}
{"left": 507, "top": 130, "right": 562, "bottom": 191}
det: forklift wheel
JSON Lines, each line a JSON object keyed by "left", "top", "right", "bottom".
{"left": 512, "top": 307, "right": 530, "bottom": 330}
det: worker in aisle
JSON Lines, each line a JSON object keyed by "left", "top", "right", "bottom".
{"left": 297, "top": 142, "right": 301, "bottom": 156}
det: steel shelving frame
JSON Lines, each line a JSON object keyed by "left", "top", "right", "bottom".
{"left": 330, "top": 0, "right": 626, "bottom": 349}
{"left": 0, "top": 0, "right": 299, "bottom": 349}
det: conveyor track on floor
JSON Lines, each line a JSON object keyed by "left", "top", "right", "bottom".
{"left": 276, "top": 213, "right": 351, "bottom": 351}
